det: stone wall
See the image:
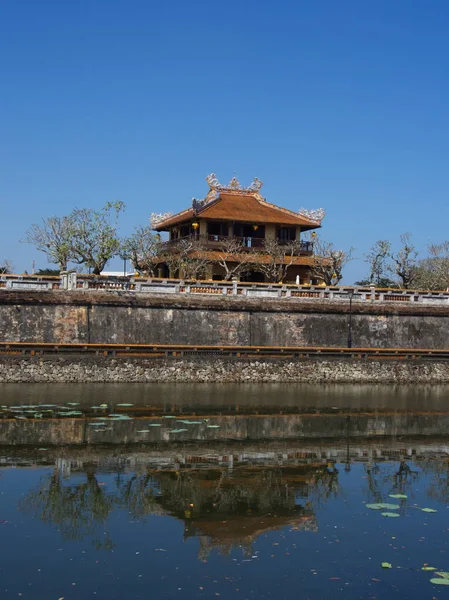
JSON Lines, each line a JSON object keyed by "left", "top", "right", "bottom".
{"left": 1, "top": 290, "right": 449, "bottom": 348}
{"left": 1, "top": 355, "right": 449, "bottom": 383}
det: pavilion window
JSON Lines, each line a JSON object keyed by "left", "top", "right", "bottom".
{"left": 207, "top": 222, "right": 229, "bottom": 237}
{"left": 277, "top": 227, "right": 296, "bottom": 242}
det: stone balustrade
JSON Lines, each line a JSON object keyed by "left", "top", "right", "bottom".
{"left": 1, "top": 272, "right": 449, "bottom": 305}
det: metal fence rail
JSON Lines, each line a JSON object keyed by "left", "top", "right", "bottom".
{"left": 1, "top": 273, "right": 449, "bottom": 306}
{"left": 1, "top": 342, "right": 449, "bottom": 360}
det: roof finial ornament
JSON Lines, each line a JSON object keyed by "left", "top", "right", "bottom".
{"left": 203, "top": 173, "right": 265, "bottom": 201}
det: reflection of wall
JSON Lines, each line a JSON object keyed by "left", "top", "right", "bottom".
{"left": 3, "top": 412, "right": 449, "bottom": 445}
{"left": 1, "top": 290, "right": 449, "bottom": 348}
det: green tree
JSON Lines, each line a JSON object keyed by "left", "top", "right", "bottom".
{"left": 70, "top": 202, "right": 125, "bottom": 275}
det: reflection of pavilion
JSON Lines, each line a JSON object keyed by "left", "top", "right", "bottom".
{"left": 150, "top": 465, "right": 323, "bottom": 559}
{"left": 186, "top": 514, "right": 317, "bottom": 561}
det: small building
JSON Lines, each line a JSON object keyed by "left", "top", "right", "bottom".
{"left": 151, "top": 174, "right": 324, "bottom": 283}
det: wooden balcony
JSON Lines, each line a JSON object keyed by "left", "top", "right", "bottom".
{"left": 161, "top": 235, "right": 314, "bottom": 256}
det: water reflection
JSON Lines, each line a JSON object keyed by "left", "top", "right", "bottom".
{"left": 11, "top": 438, "right": 449, "bottom": 559}
{"left": 3, "top": 384, "right": 449, "bottom": 599}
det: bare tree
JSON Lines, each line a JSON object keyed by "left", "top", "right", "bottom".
{"left": 364, "top": 240, "right": 391, "bottom": 285}
{"left": 24, "top": 216, "right": 74, "bottom": 271}
{"left": 70, "top": 202, "right": 125, "bottom": 275}
{"left": 255, "top": 239, "right": 300, "bottom": 283}
{"left": 161, "top": 237, "right": 211, "bottom": 280}
{"left": 0, "top": 259, "right": 14, "bottom": 274}
{"left": 387, "top": 233, "right": 418, "bottom": 289}
{"left": 308, "top": 236, "right": 354, "bottom": 285}
{"left": 414, "top": 241, "right": 449, "bottom": 290}
{"left": 214, "top": 238, "right": 254, "bottom": 281}
{"left": 121, "top": 226, "right": 163, "bottom": 276}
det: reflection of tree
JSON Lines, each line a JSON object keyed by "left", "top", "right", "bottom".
{"left": 308, "top": 462, "right": 341, "bottom": 505}
{"left": 20, "top": 465, "right": 115, "bottom": 550}
{"left": 419, "top": 458, "right": 449, "bottom": 503}
{"left": 363, "top": 459, "right": 419, "bottom": 502}
{"left": 115, "top": 473, "right": 162, "bottom": 518}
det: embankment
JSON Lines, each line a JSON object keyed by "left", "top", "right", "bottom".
{"left": 1, "top": 289, "right": 449, "bottom": 348}
{"left": 1, "top": 355, "right": 449, "bottom": 383}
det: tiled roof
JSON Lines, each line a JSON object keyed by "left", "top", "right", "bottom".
{"left": 153, "top": 193, "right": 320, "bottom": 231}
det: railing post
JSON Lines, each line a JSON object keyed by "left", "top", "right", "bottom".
{"left": 370, "top": 286, "right": 376, "bottom": 302}
{"left": 68, "top": 272, "right": 77, "bottom": 290}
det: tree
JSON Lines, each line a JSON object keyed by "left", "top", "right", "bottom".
{"left": 255, "top": 239, "right": 301, "bottom": 283}
{"left": 364, "top": 240, "right": 392, "bottom": 286}
{"left": 24, "top": 216, "right": 74, "bottom": 271}
{"left": 121, "top": 226, "right": 163, "bottom": 276}
{"left": 0, "top": 259, "right": 14, "bottom": 274}
{"left": 214, "top": 237, "right": 255, "bottom": 281}
{"left": 388, "top": 233, "right": 418, "bottom": 289}
{"left": 308, "top": 236, "right": 354, "bottom": 285}
{"left": 160, "top": 237, "right": 211, "bottom": 280}
{"left": 413, "top": 241, "right": 449, "bottom": 290}
{"left": 70, "top": 202, "right": 125, "bottom": 275}
{"left": 36, "top": 268, "right": 61, "bottom": 276}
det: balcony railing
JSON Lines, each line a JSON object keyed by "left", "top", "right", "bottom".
{"left": 162, "top": 235, "right": 314, "bottom": 255}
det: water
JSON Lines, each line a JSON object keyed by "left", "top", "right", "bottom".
{"left": 2, "top": 383, "right": 449, "bottom": 599}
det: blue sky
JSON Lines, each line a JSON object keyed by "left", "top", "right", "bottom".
{"left": 1, "top": 0, "right": 448, "bottom": 282}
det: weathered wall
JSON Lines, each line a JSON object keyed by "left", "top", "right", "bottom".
{"left": 1, "top": 355, "right": 449, "bottom": 383}
{"left": 1, "top": 290, "right": 449, "bottom": 348}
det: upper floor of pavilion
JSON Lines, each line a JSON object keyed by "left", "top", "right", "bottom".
{"left": 151, "top": 174, "right": 325, "bottom": 254}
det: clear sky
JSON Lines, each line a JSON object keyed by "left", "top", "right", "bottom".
{"left": 1, "top": 0, "right": 448, "bottom": 282}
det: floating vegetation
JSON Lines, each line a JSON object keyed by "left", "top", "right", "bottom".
{"left": 116, "top": 403, "right": 134, "bottom": 407}
{"left": 177, "top": 419, "right": 202, "bottom": 425}
{"left": 430, "top": 578, "right": 449, "bottom": 586}
{"left": 206, "top": 425, "right": 221, "bottom": 429}
{"left": 389, "top": 494, "right": 408, "bottom": 499}
{"left": 163, "top": 416, "right": 176, "bottom": 419}
{"left": 365, "top": 503, "right": 400, "bottom": 510}
{"left": 137, "top": 430, "right": 150, "bottom": 433}
{"left": 88, "top": 422, "right": 107, "bottom": 427}
{"left": 421, "top": 508, "right": 437, "bottom": 513}
{"left": 435, "top": 572, "right": 449, "bottom": 579}
{"left": 381, "top": 562, "right": 392, "bottom": 569}
{"left": 148, "top": 424, "right": 162, "bottom": 427}
{"left": 381, "top": 512, "right": 400, "bottom": 518}
{"left": 169, "top": 428, "right": 188, "bottom": 433}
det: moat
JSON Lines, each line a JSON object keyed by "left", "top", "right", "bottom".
{"left": 2, "top": 383, "right": 449, "bottom": 599}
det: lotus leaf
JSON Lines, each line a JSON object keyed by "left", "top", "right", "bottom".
{"left": 366, "top": 503, "right": 400, "bottom": 510}
{"left": 430, "top": 578, "right": 449, "bottom": 586}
